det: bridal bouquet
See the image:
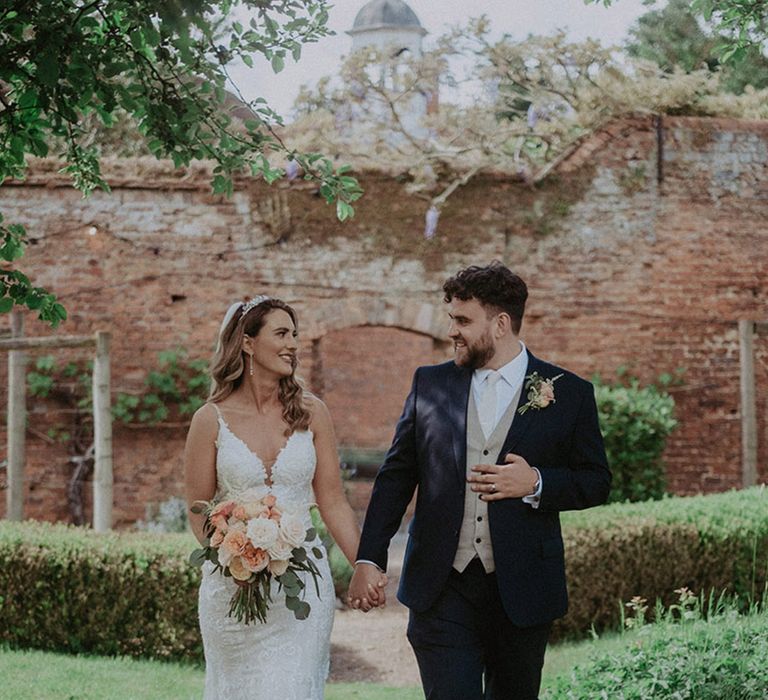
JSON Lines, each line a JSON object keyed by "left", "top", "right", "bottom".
{"left": 189, "top": 490, "right": 324, "bottom": 624}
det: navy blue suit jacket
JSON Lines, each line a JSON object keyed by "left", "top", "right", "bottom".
{"left": 357, "top": 350, "right": 611, "bottom": 627}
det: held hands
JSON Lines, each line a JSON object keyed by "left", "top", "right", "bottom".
{"left": 347, "top": 563, "right": 388, "bottom": 613}
{"left": 468, "top": 453, "right": 539, "bottom": 501}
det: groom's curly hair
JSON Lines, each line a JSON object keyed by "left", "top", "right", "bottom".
{"left": 443, "top": 261, "right": 528, "bottom": 333}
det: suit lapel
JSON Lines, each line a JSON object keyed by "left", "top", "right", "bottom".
{"left": 498, "top": 350, "right": 541, "bottom": 458}
{"left": 447, "top": 363, "right": 472, "bottom": 482}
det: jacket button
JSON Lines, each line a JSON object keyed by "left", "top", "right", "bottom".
{"left": 475, "top": 537, "right": 482, "bottom": 543}
{"left": 483, "top": 449, "right": 489, "bottom": 456}
{"left": 477, "top": 516, "right": 483, "bottom": 522}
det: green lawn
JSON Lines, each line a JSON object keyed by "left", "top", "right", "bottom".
{"left": 0, "top": 648, "right": 422, "bottom": 700}
{"left": 0, "top": 633, "right": 627, "bottom": 699}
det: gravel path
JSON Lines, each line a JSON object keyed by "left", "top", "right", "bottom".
{"left": 328, "top": 535, "right": 420, "bottom": 687}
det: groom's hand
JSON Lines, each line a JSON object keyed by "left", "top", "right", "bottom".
{"left": 347, "top": 563, "right": 388, "bottom": 612}
{"left": 469, "top": 454, "right": 539, "bottom": 501}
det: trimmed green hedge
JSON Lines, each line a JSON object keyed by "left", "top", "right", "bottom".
{"left": 556, "top": 486, "right": 768, "bottom": 638}
{"left": 545, "top": 609, "right": 768, "bottom": 699}
{"left": 0, "top": 524, "right": 201, "bottom": 661}
{"left": 1, "top": 487, "right": 766, "bottom": 659}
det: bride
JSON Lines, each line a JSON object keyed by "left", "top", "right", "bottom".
{"left": 184, "top": 296, "right": 384, "bottom": 699}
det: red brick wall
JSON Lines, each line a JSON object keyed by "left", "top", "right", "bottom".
{"left": 319, "top": 325, "right": 450, "bottom": 449}
{"left": 1, "top": 116, "right": 766, "bottom": 525}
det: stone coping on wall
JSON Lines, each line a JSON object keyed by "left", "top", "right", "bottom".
{"left": 11, "top": 115, "right": 767, "bottom": 193}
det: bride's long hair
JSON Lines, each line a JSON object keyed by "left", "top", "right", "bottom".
{"left": 209, "top": 299, "right": 311, "bottom": 435}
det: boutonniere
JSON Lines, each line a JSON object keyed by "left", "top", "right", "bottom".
{"left": 518, "top": 371, "right": 564, "bottom": 415}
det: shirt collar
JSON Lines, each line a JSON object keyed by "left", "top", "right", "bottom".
{"left": 473, "top": 341, "right": 528, "bottom": 389}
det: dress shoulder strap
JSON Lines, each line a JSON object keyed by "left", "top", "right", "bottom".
{"left": 210, "top": 402, "right": 224, "bottom": 421}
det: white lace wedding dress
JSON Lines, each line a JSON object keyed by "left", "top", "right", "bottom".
{"left": 198, "top": 406, "right": 335, "bottom": 700}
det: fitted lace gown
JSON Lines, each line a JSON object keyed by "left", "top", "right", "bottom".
{"left": 198, "top": 407, "right": 335, "bottom": 700}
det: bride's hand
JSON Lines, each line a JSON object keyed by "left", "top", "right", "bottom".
{"left": 347, "top": 563, "right": 387, "bottom": 612}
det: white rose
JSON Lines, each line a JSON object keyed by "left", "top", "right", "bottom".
{"left": 246, "top": 517, "right": 279, "bottom": 550}
{"left": 268, "top": 558, "right": 290, "bottom": 576}
{"left": 267, "top": 536, "right": 294, "bottom": 562}
{"left": 279, "top": 512, "right": 307, "bottom": 548}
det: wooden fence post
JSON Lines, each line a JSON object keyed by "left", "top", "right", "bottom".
{"left": 6, "top": 311, "right": 26, "bottom": 521}
{"left": 92, "top": 331, "right": 113, "bottom": 531}
{"left": 739, "top": 320, "right": 758, "bottom": 488}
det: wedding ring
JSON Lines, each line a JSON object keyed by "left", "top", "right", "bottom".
{"left": 490, "top": 483, "right": 497, "bottom": 493}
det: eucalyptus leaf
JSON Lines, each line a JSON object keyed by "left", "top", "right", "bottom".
{"left": 189, "top": 549, "right": 207, "bottom": 568}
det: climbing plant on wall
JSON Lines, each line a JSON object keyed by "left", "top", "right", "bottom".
{"left": 27, "top": 348, "right": 209, "bottom": 523}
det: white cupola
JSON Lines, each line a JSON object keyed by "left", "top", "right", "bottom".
{"left": 347, "top": 0, "right": 427, "bottom": 57}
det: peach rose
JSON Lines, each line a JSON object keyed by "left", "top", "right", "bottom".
{"left": 263, "top": 494, "right": 277, "bottom": 508}
{"left": 227, "top": 517, "right": 246, "bottom": 533}
{"left": 228, "top": 555, "right": 252, "bottom": 581}
{"left": 210, "top": 500, "right": 236, "bottom": 519}
{"left": 210, "top": 529, "right": 225, "bottom": 547}
{"left": 268, "top": 558, "right": 290, "bottom": 576}
{"left": 241, "top": 544, "right": 269, "bottom": 573}
{"left": 243, "top": 500, "right": 269, "bottom": 519}
{"left": 268, "top": 505, "right": 283, "bottom": 522}
{"left": 210, "top": 514, "right": 229, "bottom": 533}
{"left": 219, "top": 529, "right": 247, "bottom": 568}
{"left": 232, "top": 505, "right": 248, "bottom": 521}
{"left": 534, "top": 382, "right": 555, "bottom": 408}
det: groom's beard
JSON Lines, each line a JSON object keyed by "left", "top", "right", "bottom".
{"left": 454, "top": 329, "right": 496, "bottom": 369}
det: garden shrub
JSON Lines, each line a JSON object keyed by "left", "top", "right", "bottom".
{"left": 0, "top": 515, "right": 353, "bottom": 662}
{"left": 545, "top": 597, "right": 768, "bottom": 699}
{"left": 0, "top": 522, "right": 202, "bottom": 662}
{"left": 594, "top": 378, "right": 677, "bottom": 502}
{"left": 556, "top": 486, "right": 768, "bottom": 638}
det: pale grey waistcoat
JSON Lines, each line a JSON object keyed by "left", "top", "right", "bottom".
{"left": 452, "top": 384, "right": 522, "bottom": 574}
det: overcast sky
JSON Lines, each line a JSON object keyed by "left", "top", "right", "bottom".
{"left": 228, "top": 0, "right": 666, "bottom": 119}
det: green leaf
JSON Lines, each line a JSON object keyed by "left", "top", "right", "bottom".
{"left": 0, "top": 297, "right": 15, "bottom": 313}
{"left": 293, "top": 601, "right": 311, "bottom": 620}
{"left": 189, "top": 549, "right": 208, "bottom": 567}
{"left": 336, "top": 200, "right": 354, "bottom": 222}
{"left": 271, "top": 54, "right": 285, "bottom": 74}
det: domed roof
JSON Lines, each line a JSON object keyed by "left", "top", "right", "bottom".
{"left": 350, "top": 0, "right": 425, "bottom": 33}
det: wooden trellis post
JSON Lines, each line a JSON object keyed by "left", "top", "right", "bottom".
{"left": 92, "top": 331, "right": 112, "bottom": 532}
{"left": 1, "top": 318, "right": 112, "bottom": 529}
{"left": 6, "top": 311, "right": 26, "bottom": 521}
{"left": 739, "top": 320, "right": 758, "bottom": 488}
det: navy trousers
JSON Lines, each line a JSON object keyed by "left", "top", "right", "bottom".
{"left": 407, "top": 558, "right": 552, "bottom": 700}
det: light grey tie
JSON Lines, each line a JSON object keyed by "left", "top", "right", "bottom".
{"left": 478, "top": 371, "right": 502, "bottom": 439}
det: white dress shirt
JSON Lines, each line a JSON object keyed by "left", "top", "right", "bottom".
{"left": 472, "top": 341, "right": 542, "bottom": 507}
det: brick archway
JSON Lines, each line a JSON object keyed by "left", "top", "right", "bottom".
{"left": 302, "top": 297, "right": 447, "bottom": 342}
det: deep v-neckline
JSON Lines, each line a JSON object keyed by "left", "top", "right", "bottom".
{"left": 216, "top": 413, "right": 294, "bottom": 486}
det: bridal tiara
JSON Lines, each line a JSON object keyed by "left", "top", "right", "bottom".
{"left": 241, "top": 294, "right": 271, "bottom": 316}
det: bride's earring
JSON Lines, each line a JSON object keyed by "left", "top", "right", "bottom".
{"left": 249, "top": 353, "right": 254, "bottom": 376}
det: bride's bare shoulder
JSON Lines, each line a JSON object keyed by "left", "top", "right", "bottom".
{"left": 305, "top": 395, "right": 337, "bottom": 441}
{"left": 189, "top": 402, "right": 219, "bottom": 434}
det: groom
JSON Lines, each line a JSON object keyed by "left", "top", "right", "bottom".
{"left": 348, "top": 262, "right": 611, "bottom": 699}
